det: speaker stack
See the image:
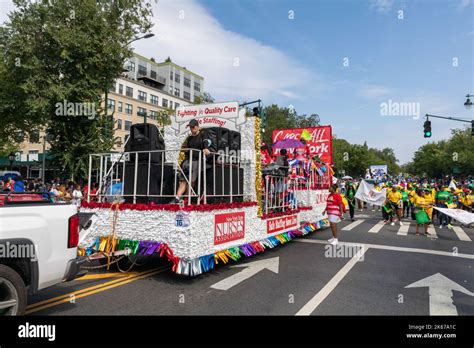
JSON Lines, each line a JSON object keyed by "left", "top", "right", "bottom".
{"left": 123, "top": 123, "right": 174, "bottom": 203}
{"left": 201, "top": 127, "right": 243, "bottom": 203}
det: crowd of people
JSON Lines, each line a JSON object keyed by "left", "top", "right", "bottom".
{"left": 325, "top": 176, "right": 474, "bottom": 245}
{"left": 0, "top": 176, "right": 99, "bottom": 206}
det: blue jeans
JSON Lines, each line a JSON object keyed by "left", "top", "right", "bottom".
{"left": 437, "top": 204, "right": 451, "bottom": 226}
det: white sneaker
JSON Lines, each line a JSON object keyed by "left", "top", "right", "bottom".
{"left": 328, "top": 237, "right": 335, "bottom": 243}
{"left": 390, "top": 222, "right": 395, "bottom": 226}
{"left": 399, "top": 221, "right": 403, "bottom": 226}
{"left": 439, "top": 225, "right": 443, "bottom": 229}
{"left": 330, "top": 239, "right": 339, "bottom": 245}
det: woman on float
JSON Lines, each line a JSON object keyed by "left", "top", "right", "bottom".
{"left": 323, "top": 184, "right": 346, "bottom": 245}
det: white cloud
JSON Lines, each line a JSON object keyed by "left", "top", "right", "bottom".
{"left": 369, "top": 0, "right": 395, "bottom": 13}
{"left": 458, "top": 0, "right": 472, "bottom": 9}
{"left": 0, "top": 0, "right": 15, "bottom": 25}
{"left": 358, "top": 84, "right": 392, "bottom": 99}
{"left": 132, "top": 0, "right": 323, "bottom": 103}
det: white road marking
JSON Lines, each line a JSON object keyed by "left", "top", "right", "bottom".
{"left": 295, "top": 246, "right": 368, "bottom": 316}
{"left": 397, "top": 222, "right": 410, "bottom": 236}
{"left": 294, "top": 239, "right": 474, "bottom": 260}
{"left": 428, "top": 225, "right": 438, "bottom": 239}
{"left": 210, "top": 257, "right": 279, "bottom": 291}
{"left": 405, "top": 273, "right": 474, "bottom": 315}
{"left": 342, "top": 219, "right": 365, "bottom": 231}
{"left": 452, "top": 226, "right": 472, "bottom": 242}
{"left": 368, "top": 221, "right": 385, "bottom": 233}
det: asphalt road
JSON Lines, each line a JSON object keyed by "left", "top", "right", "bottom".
{"left": 27, "top": 209, "right": 474, "bottom": 316}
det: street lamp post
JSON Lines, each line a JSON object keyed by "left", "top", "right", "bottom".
{"left": 464, "top": 94, "right": 474, "bottom": 109}
{"left": 8, "top": 152, "right": 15, "bottom": 171}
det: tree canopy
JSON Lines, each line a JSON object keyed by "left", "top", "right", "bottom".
{"left": 0, "top": 0, "right": 154, "bottom": 179}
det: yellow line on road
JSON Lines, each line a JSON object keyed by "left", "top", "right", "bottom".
{"left": 26, "top": 267, "right": 168, "bottom": 313}
{"left": 77, "top": 272, "right": 139, "bottom": 280}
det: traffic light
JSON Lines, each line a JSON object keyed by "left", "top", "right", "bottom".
{"left": 423, "top": 120, "right": 432, "bottom": 138}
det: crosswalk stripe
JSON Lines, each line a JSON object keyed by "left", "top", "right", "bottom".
{"left": 368, "top": 221, "right": 385, "bottom": 233}
{"left": 397, "top": 223, "right": 410, "bottom": 236}
{"left": 342, "top": 219, "right": 365, "bottom": 231}
{"left": 427, "top": 225, "right": 438, "bottom": 239}
{"left": 452, "top": 226, "right": 472, "bottom": 242}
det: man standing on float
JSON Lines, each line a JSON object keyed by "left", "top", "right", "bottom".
{"left": 172, "top": 119, "right": 210, "bottom": 204}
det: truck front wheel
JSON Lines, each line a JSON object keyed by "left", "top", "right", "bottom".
{"left": 0, "top": 264, "right": 27, "bottom": 316}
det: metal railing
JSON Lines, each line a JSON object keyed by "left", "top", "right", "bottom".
{"left": 87, "top": 148, "right": 244, "bottom": 205}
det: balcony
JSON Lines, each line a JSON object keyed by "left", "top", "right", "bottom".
{"left": 137, "top": 71, "right": 166, "bottom": 86}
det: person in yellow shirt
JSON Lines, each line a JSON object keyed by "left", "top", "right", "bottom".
{"left": 423, "top": 187, "right": 435, "bottom": 221}
{"left": 386, "top": 185, "right": 403, "bottom": 226}
{"left": 407, "top": 185, "right": 417, "bottom": 219}
{"left": 413, "top": 189, "right": 432, "bottom": 236}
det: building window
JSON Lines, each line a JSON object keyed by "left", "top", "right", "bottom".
{"left": 170, "top": 71, "right": 173, "bottom": 80}
{"left": 174, "top": 88, "right": 180, "bottom": 97}
{"left": 14, "top": 131, "right": 24, "bottom": 143}
{"left": 137, "top": 107, "right": 147, "bottom": 117}
{"left": 169, "top": 101, "right": 173, "bottom": 109}
{"left": 119, "top": 84, "right": 123, "bottom": 94}
{"left": 183, "top": 91, "right": 191, "bottom": 100}
{"left": 151, "top": 70, "right": 157, "bottom": 79}
{"left": 126, "top": 86, "right": 133, "bottom": 98}
{"left": 125, "top": 103, "right": 133, "bottom": 115}
{"left": 175, "top": 74, "right": 180, "bottom": 83}
{"left": 107, "top": 98, "right": 115, "bottom": 111}
{"left": 138, "top": 65, "right": 147, "bottom": 76}
{"left": 194, "top": 82, "right": 201, "bottom": 92}
{"left": 150, "top": 110, "right": 158, "bottom": 120}
{"left": 184, "top": 77, "right": 191, "bottom": 87}
{"left": 110, "top": 81, "right": 116, "bottom": 92}
{"left": 118, "top": 101, "right": 123, "bottom": 112}
{"left": 127, "top": 61, "right": 135, "bottom": 72}
{"left": 162, "top": 99, "right": 168, "bottom": 108}
{"left": 150, "top": 95, "right": 159, "bottom": 105}
{"left": 138, "top": 90, "right": 147, "bottom": 101}
{"left": 175, "top": 102, "right": 180, "bottom": 109}
{"left": 30, "top": 130, "right": 40, "bottom": 143}
{"left": 117, "top": 119, "right": 122, "bottom": 130}
{"left": 125, "top": 121, "right": 132, "bottom": 131}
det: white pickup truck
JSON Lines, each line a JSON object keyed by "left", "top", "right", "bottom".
{"left": 0, "top": 192, "right": 89, "bottom": 315}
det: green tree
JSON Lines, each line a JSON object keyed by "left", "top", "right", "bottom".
{"left": 194, "top": 91, "right": 215, "bottom": 104}
{"left": 0, "top": 0, "right": 153, "bottom": 180}
{"left": 261, "top": 104, "right": 297, "bottom": 147}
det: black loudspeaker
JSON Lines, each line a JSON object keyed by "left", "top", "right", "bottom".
{"left": 202, "top": 127, "right": 219, "bottom": 153}
{"left": 205, "top": 164, "right": 244, "bottom": 203}
{"left": 125, "top": 123, "right": 165, "bottom": 163}
{"left": 202, "top": 127, "right": 241, "bottom": 153}
{"left": 218, "top": 128, "right": 230, "bottom": 151}
{"left": 123, "top": 162, "right": 175, "bottom": 203}
{"left": 229, "top": 131, "right": 241, "bottom": 152}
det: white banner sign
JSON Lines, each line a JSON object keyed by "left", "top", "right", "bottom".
{"left": 171, "top": 101, "right": 247, "bottom": 135}
{"left": 355, "top": 180, "right": 387, "bottom": 206}
{"left": 370, "top": 164, "right": 388, "bottom": 177}
{"left": 433, "top": 207, "right": 474, "bottom": 225}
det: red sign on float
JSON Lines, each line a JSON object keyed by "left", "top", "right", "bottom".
{"left": 214, "top": 212, "right": 245, "bottom": 245}
{"left": 272, "top": 126, "right": 333, "bottom": 165}
{"left": 267, "top": 215, "right": 298, "bottom": 234}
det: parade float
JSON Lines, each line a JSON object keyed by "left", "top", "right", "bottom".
{"left": 78, "top": 101, "right": 333, "bottom": 276}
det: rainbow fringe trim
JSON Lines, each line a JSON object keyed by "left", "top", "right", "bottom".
{"left": 79, "top": 219, "right": 329, "bottom": 277}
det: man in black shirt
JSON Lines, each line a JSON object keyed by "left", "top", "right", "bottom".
{"left": 173, "top": 119, "right": 210, "bottom": 203}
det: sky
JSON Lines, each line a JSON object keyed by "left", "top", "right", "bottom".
{"left": 1, "top": 0, "right": 473, "bottom": 164}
